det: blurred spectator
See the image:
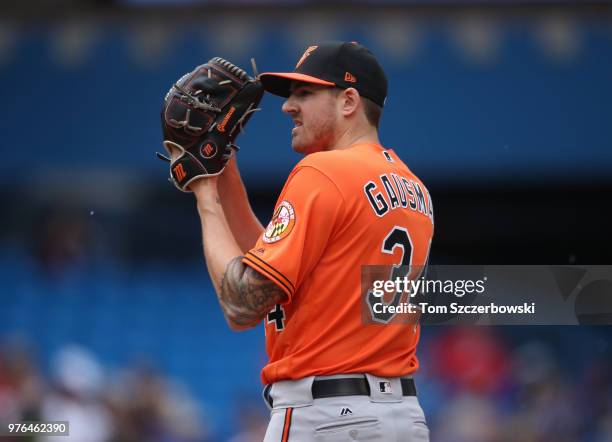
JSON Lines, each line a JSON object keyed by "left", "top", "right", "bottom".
{"left": 40, "top": 345, "right": 113, "bottom": 442}
{"left": 508, "top": 342, "right": 580, "bottom": 442}
{"left": 433, "top": 393, "right": 503, "bottom": 442}
{"left": 226, "top": 396, "right": 268, "bottom": 442}
{"left": 107, "top": 364, "right": 212, "bottom": 442}
{"left": 0, "top": 341, "right": 43, "bottom": 442}
{"left": 429, "top": 327, "right": 511, "bottom": 395}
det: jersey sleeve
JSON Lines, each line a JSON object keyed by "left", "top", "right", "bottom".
{"left": 242, "top": 165, "right": 345, "bottom": 302}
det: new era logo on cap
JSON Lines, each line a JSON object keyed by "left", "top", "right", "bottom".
{"left": 259, "top": 41, "right": 388, "bottom": 108}
{"left": 344, "top": 72, "right": 357, "bottom": 83}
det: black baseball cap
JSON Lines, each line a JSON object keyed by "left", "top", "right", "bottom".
{"left": 259, "top": 41, "right": 388, "bottom": 107}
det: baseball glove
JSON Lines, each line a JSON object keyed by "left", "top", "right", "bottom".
{"left": 158, "top": 57, "right": 264, "bottom": 191}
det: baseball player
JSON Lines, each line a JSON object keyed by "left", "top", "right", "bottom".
{"left": 168, "top": 42, "right": 434, "bottom": 441}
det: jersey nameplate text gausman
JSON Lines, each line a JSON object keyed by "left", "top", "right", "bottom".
{"left": 364, "top": 172, "right": 434, "bottom": 220}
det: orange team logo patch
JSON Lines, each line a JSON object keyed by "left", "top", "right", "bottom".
{"left": 295, "top": 46, "right": 318, "bottom": 69}
{"left": 263, "top": 200, "right": 296, "bottom": 243}
{"left": 344, "top": 72, "right": 357, "bottom": 83}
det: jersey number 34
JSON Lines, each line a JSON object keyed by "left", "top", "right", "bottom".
{"left": 366, "top": 226, "right": 427, "bottom": 324}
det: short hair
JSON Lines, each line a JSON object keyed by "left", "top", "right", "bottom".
{"left": 330, "top": 88, "right": 382, "bottom": 129}
{"left": 362, "top": 97, "right": 382, "bottom": 129}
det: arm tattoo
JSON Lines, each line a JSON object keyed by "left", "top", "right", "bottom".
{"left": 219, "top": 256, "right": 287, "bottom": 327}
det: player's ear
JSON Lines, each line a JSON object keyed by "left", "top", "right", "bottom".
{"left": 340, "top": 87, "right": 360, "bottom": 118}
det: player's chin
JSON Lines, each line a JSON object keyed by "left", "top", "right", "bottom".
{"left": 292, "top": 135, "right": 325, "bottom": 155}
{"left": 291, "top": 136, "right": 308, "bottom": 154}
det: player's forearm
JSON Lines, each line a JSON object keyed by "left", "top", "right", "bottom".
{"left": 218, "top": 158, "right": 264, "bottom": 252}
{"left": 194, "top": 183, "right": 242, "bottom": 293}
{"left": 192, "top": 179, "right": 266, "bottom": 330}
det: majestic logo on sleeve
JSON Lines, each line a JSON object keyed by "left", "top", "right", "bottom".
{"left": 263, "top": 200, "right": 296, "bottom": 243}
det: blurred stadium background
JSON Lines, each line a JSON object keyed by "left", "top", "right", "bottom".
{"left": 1, "top": 0, "right": 612, "bottom": 441}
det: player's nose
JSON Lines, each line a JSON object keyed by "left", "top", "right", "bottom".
{"left": 282, "top": 96, "right": 298, "bottom": 115}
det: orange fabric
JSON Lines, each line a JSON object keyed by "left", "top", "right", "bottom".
{"left": 243, "top": 143, "right": 434, "bottom": 385}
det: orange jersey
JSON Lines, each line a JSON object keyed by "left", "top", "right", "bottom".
{"left": 242, "top": 142, "right": 434, "bottom": 385}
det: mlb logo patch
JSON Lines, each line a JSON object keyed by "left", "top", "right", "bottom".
{"left": 379, "top": 381, "right": 392, "bottom": 394}
{"left": 382, "top": 151, "right": 394, "bottom": 162}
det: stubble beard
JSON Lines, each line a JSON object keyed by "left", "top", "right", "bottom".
{"left": 292, "top": 111, "right": 337, "bottom": 155}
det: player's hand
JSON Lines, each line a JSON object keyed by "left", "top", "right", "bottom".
{"left": 190, "top": 175, "right": 219, "bottom": 196}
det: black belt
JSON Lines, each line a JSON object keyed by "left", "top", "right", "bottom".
{"left": 264, "top": 377, "right": 417, "bottom": 408}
